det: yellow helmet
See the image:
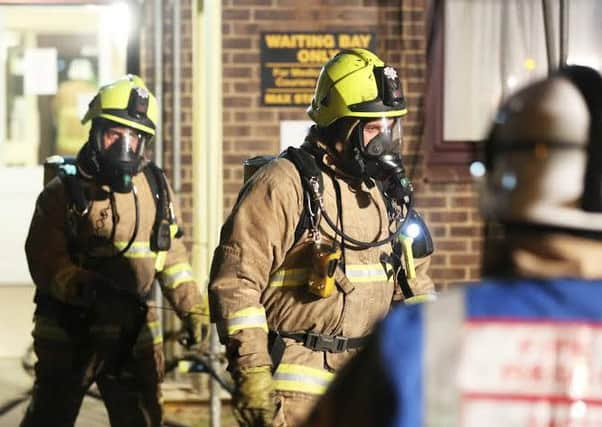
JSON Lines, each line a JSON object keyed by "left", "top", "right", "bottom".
{"left": 307, "top": 48, "right": 407, "bottom": 128}
{"left": 82, "top": 74, "right": 157, "bottom": 136}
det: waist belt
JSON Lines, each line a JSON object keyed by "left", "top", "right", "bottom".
{"left": 278, "top": 331, "right": 370, "bottom": 353}
{"left": 269, "top": 330, "right": 371, "bottom": 372}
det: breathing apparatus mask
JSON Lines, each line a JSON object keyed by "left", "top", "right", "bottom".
{"left": 85, "top": 120, "right": 150, "bottom": 193}
{"left": 340, "top": 116, "right": 404, "bottom": 183}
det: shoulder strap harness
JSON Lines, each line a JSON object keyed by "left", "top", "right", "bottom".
{"left": 280, "top": 145, "right": 324, "bottom": 243}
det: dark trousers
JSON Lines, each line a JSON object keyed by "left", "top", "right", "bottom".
{"left": 20, "top": 337, "right": 164, "bottom": 427}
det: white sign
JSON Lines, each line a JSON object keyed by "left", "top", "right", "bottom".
{"left": 24, "top": 48, "right": 58, "bottom": 95}
{"left": 458, "top": 320, "right": 602, "bottom": 426}
{"left": 279, "top": 120, "right": 313, "bottom": 152}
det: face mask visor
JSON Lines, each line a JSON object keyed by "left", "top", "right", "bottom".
{"left": 100, "top": 126, "right": 147, "bottom": 163}
{"left": 358, "top": 117, "right": 404, "bottom": 180}
{"left": 96, "top": 125, "right": 149, "bottom": 193}
{"left": 360, "top": 117, "right": 403, "bottom": 158}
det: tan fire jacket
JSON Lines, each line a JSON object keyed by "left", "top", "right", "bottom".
{"left": 26, "top": 169, "right": 201, "bottom": 347}
{"left": 209, "top": 153, "right": 433, "bottom": 396}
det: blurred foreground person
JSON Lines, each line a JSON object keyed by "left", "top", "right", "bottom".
{"left": 21, "top": 75, "right": 208, "bottom": 427}
{"left": 304, "top": 65, "right": 602, "bottom": 427}
{"left": 209, "top": 48, "right": 434, "bottom": 427}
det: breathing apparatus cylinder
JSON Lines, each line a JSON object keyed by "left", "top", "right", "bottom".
{"left": 243, "top": 155, "right": 277, "bottom": 183}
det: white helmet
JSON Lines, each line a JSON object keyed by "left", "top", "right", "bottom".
{"left": 481, "top": 65, "right": 602, "bottom": 232}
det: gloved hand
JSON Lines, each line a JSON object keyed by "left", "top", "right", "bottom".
{"left": 232, "top": 366, "right": 277, "bottom": 427}
{"left": 180, "top": 302, "right": 210, "bottom": 347}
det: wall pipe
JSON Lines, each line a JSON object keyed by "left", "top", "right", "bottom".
{"left": 192, "top": 0, "right": 223, "bottom": 425}
{"left": 153, "top": 0, "right": 164, "bottom": 329}
{"left": 173, "top": 0, "right": 182, "bottom": 192}
{"left": 541, "top": 0, "right": 557, "bottom": 74}
{"left": 559, "top": 0, "right": 568, "bottom": 68}
{"left": 153, "top": 0, "right": 163, "bottom": 168}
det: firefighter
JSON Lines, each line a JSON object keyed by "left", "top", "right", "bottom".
{"left": 304, "top": 65, "right": 602, "bottom": 427}
{"left": 208, "top": 48, "right": 435, "bottom": 427}
{"left": 21, "top": 75, "right": 208, "bottom": 427}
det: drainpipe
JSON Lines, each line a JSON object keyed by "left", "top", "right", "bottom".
{"left": 173, "top": 0, "right": 181, "bottom": 192}
{"left": 542, "top": 0, "right": 557, "bottom": 73}
{"left": 559, "top": 0, "right": 568, "bottom": 68}
{"left": 153, "top": 0, "right": 164, "bottom": 328}
{"left": 193, "top": 0, "right": 223, "bottom": 425}
{"left": 153, "top": 0, "right": 163, "bottom": 168}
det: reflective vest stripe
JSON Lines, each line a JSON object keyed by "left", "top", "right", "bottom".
{"left": 114, "top": 241, "right": 156, "bottom": 259}
{"left": 269, "top": 264, "right": 388, "bottom": 288}
{"left": 273, "top": 363, "right": 334, "bottom": 395}
{"left": 160, "top": 262, "right": 194, "bottom": 289}
{"left": 136, "top": 320, "right": 163, "bottom": 345}
{"left": 226, "top": 306, "right": 268, "bottom": 335}
{"left": 345, "top": 264, "right": 389, "bottom": 283}
{"left": 269, "top": 268, "right": 309, "bottom": 287}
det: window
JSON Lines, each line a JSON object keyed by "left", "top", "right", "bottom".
{"left": 0, "top": 3, "right": 131, "bottom": 166}
{"left": 426, "top": 0, "right": 602, "bottom": 165}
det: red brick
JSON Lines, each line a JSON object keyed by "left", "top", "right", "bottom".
{"left": 450, "top": 254, "right": 480, "bottom": 265}
{"left": 428, "top": 211, "right": 469, "bottom": 223}
{"left": 450, "top": 226, "right": 481, "bottom": 238}
{"left": 429, "top": 268, "right": 467, "bottom": 281}
{"left": 224, "top": 9, "right": 251, "bottom": 20}
{"left": 232, "top": 52, "right": 261, "bottom": 63}
{"left": 223, "top": 38, "right": 253, "bottom": 49}
{"left": 253, "top": 9, "right": 297, "bottom": 20}
{"left": 413, "top": 196, "right": 446, "bottom": 208}
{"left": 235, "top": 0, "right": 272, "bottom": 5}
{"left": 434, "top": 240, "right": 468, "bottom": 251}
{"left": 224, "top": 97, "right": 253, "bottom": 108}
{"left": 224, "top": 126, "right": 252, "bottom": 137}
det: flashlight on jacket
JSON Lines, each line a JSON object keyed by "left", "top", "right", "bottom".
{"left": 399, "top": 209, "right": 434, "bottom": 259}
{"left": 308, "top": 243, "right": 342, "bottom": 298}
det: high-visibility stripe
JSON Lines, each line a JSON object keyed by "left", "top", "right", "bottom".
{"left": 268, "top": 264, "right": 388, "bottom": 288}
{"left": 155, "top": 225, "right": 179, "bottom": 272}
{"left": 226, "top": 306, "right": 268, "bottom": 335}
{"left": 160, "top": 262, "right": 194, "bottom": 289}
{"left": 273, "top": 363, "right": 334, "bottom": 395}
{"left": 114, "top": 241, "right": 157, "bottom": 259}
{"left": 136, "top": 320, "right": 163, "bottom": 345}
{"left": 345, "top": 264, "right": 389, "bottom": 283}
{"left": 269, "top": 268, "right": 310, "bottom": 287}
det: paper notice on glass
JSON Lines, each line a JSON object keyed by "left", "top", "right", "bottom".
{"left": 24, "top": 48, "right": 58, "bottom": 95}
{"left": 279, "top": 120, "right": 313, "bottom": 151}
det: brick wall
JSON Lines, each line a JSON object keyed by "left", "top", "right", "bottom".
{"left": 221, "top": 0, "right": 483, "bottom": 288}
